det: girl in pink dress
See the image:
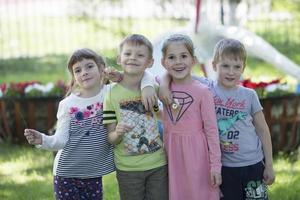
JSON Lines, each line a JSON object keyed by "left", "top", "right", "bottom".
{"left": 160, "top": 34, "right": 222, "bottom": 200}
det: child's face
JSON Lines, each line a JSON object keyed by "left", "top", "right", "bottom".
{"left": 72, "top": 58, "right": 102, "bottom": 90}
{"left": 161, "top": 42, "right": 195, "bottom": 83}
{"left": 213, "top": 55, "right": 244, "bottom": 89}
{"left": 118, "top": 43, "right": 153, "bottom": 75}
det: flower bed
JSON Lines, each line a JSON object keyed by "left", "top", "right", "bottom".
{"left": 241, "top": 78, "right": 293, "bottom": 98}
{"left": 241, "top": 79, "right": 300, "bottom": 153}
{"left": 1, "top": 79, "right": 300, "bottom": 152}
{"left": 0, "top": 81, "right": 66, "bottom": 143}
{"left": 0, "top": 80, "right": 66, "bottom": 98}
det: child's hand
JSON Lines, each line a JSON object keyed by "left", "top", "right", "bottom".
{"left": 263, "top": 165, "right": 275, "bottom": 185}
{"left": 141, "top": 86, "right": 158, "bottom": 112}
{"left": 24, "top": 129, "right": 42, "bottom": 145}
{"left": 210, "top": 171, "right": 222, "bottom": 188}
{"left": 158, "top": 84, "right": 173, "bottom": 106}
{"left": 115, "top": 123, "right": 134, "bottom": 137}
{"left": 104, "top": 67, "right": 123, "bottom": 83}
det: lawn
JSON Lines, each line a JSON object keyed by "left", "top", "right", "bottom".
{"left": 0, "top": 142, "right": 300, "bottom": 200}
{"left": 0, "top": 142, "right": 119, "bottom": 200}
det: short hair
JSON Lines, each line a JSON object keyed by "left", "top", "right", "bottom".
{"left": 161, "top": 34, "right": 195, "bottom": 57}
{"left": 66, "top": 48, "right": 106, "bottom": 96}
{"left": 119, "top": 34, "right": 153, "bottom": 58}
{"left": 67, "top": 48, "right": 106, "bottom": 74}
{"left": 212, "top": 38, "right": 247, "bottom": 66}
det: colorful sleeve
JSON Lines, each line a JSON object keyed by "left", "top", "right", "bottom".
{"left": 103, "top": 89, "right": 117, "bottom": 125}
{"left": 201, "top": 87, "right": 222, "bottom": 173}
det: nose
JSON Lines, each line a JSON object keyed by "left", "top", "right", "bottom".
{"left": 175, "top": 57, "right": 182, "bottom": 64}
{"left": 81, "top": 68, "right": 89, "bottom": 76}
{"left": 228, "top": 66, "right": 235, "bottom": 74}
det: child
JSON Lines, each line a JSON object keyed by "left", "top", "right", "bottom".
{"left": 24, "top": 48, "right": 157, "bottom": 200}
{"left": 160, "top": 34, "right": 222, "bottom": 200}
{"left": 103, "top": 34, "right": 168, "bottom": 200}
{"left": 161, "top": 38, "right": 275, "bottom": 200}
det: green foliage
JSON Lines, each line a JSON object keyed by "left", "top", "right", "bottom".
{"left": 272, "top": 0, "right": 300, "bottom": 12}
{"left": 0, "top": 53, "right": 119, "bottom": 83}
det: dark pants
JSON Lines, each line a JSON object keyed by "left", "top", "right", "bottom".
{"left": 54, "top": 176, "right": 103, "bottom": 200}
{"left": 116, "top": 165, "right": 168, "bottom": 200}
{"left": 220, "top": 161, "right": 268, "bottom": 200}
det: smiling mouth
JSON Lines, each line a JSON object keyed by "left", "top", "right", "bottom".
{"left": 82, "top": 78, "right": 92, "bottom": 82}
{"left": 226, "top": 77, "right": 235, "bottom": 81}
{"left": 127, "top": 63, "right": 139, "bottom": 67}
{"left": 173, "top": 67, "right": 185, "bottom": 72}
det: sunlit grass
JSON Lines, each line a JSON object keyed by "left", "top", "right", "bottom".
{"left": 268, "top": 154, "right": 300, "bottom": 200}
{"left": 0, "top": 143, "right": 118, "bottom": 200}
{"left": 1, "top": 142, "right": 300, "bottom": 200}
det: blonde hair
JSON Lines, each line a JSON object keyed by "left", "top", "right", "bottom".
{"left": 212, "top": 38, "right": 247, "bottom": 67}
{"left": 66, "top": 48, "right": 106, "bottom": 96}
{"left": 161, "top": 34, "right": 195, "bottom": 58}
{"left": 119, "top": 34, "right": 153, "bottom": 58}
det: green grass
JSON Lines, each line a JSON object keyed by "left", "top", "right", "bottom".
{"left": 1, "top": 142, "right": 300, "bottom": 200}
{"left": 0, "top": 142, "right": 119, "bottom": 200}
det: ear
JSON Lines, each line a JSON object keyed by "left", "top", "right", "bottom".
{"left": 193, "top": 56, "right": 198, "bottom": 66}
{"left": 242, "top": 65, "right": 246, "bottom": 72}
{"left": 99, "top": 64, "right": 105, "bottom": 73}
{"left": 212, "top": 61, "right": 217, "bottom": 72}
{"left": 147, "top": 58, "right": 154, "bottom": 68}
{"left": 161, "top": 58, "right": 167, "bottom": 69}
{"left": 117, "top": 55, "right": 121, "bottom": 65}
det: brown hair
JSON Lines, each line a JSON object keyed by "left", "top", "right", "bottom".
{"left": 161, "top": 34, "right": 195, "bottom": 57}
{"left": 212, "top": 38, "right": 247, "bottom": 67}
{"left": 66, "top": 48, "right": 106, "bottom": 96}
{"left": 119, "top": 34, "right": 153, "bottom": 58}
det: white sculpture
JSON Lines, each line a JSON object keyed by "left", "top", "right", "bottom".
{"left": 149, "top": 0, "right": 300, "bottom": 81}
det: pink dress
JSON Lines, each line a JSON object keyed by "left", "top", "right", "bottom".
{"left": 163, "top": 80, "right": 221, "bottom": 200}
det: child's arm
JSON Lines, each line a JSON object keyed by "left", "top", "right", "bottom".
{"left": 210, "top": 172, "right": 222, "bottom": 188}
{"left": 106, "top": 122, "right": 133, "bottom": 145}
{"left": 24, "top": 102, "right": 70, "bottom": 150}
{"left": 158, "top": 72, "right": 173, "bottom": 106}
{"left": 201, "top": 88, "right": 222, "bottom": 186}
{"left": 104, "top": 68, "right": 157, "bottom": 111}
{"left": 253, "top": 111, "right": 275, "bottom": 185}
{"left": 104, "top": 67, "right": 123, "bottom": 83}
{"left": 158, "top": 72, "right": 211, "bottom": 106}
{"left": 141, "top": 70, "right": 158, "bottom": 111}
{"left": 24, "top": 129, "right": 42, "bottom": 145}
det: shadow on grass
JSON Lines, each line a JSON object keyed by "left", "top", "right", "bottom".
{"left": 0, "top": 178, "right": 53, "bottom": 200}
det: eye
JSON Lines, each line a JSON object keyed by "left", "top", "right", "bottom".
{"left": 138, "top": 54, "right": 145, "bottom": 57}
{"left": 124, "top": 52, "right": 131, "bottom": 56}
{"left": 234, "top": 65, "right": 242, "bottom": 69}
{"left": 74, "top": 68, "right": 81, "bottom": 73}
{"left": 181, "top": 54, "right": 188, "bottom": 59}
{"left": 87, "top": 64, "right": 94, "bottom": 69}
{"left": 167, "top": 55, "right": 175, "bottom": 60}
{"left": 221, "top": 64, "right": 229, "bottom": 68}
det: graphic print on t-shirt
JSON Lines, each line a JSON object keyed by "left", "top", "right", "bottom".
{"left": 165, "top": 91, "right": 193, "bottom": 124}
{"left": 69, "top": 102, "right": 104, "bottom": 133}
{"left": 120, "top": 99, "right": 161, "bottom": 155}
{"left": 214, "top": 96, "right": 247, "bottom": 154}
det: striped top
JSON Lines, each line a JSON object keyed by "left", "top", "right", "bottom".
{"left": 40, "top": 85, "right": 115, "bottom": 178}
